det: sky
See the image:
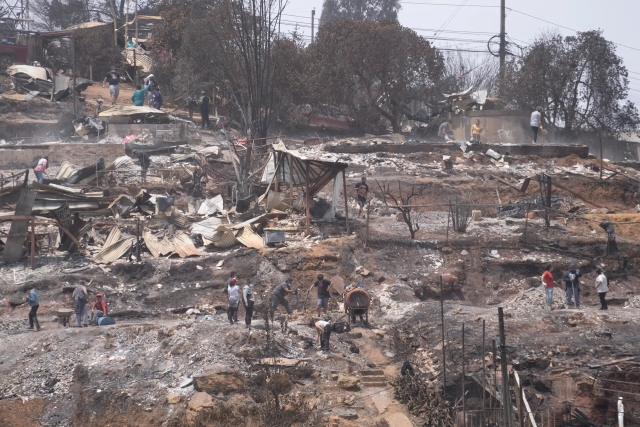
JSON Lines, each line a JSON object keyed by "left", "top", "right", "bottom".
{"left": 280, "top": 0, "right": 640, "bottom": 106}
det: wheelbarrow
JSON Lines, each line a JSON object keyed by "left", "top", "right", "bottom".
{"left": 55, "top": 308, "right": 73, "bottom": 327}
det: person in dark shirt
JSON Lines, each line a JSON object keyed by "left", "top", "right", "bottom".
{"left": 102, "top": 67, "right": 121, "bottom": 105}
{"left": 562, "top": 263, "right": 582, "bottom": 308}
{"left": 270, "top": 278, "right": 295, "bottom": 319}
{"left": 308, "top": 274, "right": 331, "bottom": 316}
{"left": 355, "top": 176, "right": 369, "bottom": 218}
{"left": 152, "top": 87, "right": 163, "bottom": 110}
{"left": 132, "top": 149, "right": 151, "bottom": 183}
{"left": 199, "top": 91, "right": 211, "bottom": 129}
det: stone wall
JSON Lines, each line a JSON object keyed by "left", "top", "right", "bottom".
{"left": 0, "top": 144, "right": 125, "bottom": 169}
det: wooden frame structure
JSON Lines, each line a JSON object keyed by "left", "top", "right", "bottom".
{"left": 262, "top": 144, "right": 349, "bottom": 235}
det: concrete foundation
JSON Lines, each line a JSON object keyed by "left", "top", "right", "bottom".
{"left": 0, "top": 144, "right": 124, "bottom": 169}
{"left": 325, "top": 142, "right": 590, "bottom": 158}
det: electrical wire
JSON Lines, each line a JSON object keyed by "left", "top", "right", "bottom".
{"left": 432, "top": 0, "right": 468, "bottom": 41}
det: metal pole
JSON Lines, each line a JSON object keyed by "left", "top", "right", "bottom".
{"left": 499, "top": 307, "right": 512, "bottom": 426}
{"left": 311, "top": 8, "right": 315, "bottom": 43}
{"left": 305, "top": 161, "right": 310, "bottom": 235}
{"left": 600, "top": 127, "right": 603, "bottom": 180}
{"left": 72, "top": 34, "right": 77, "bottom": 116}
{"left": 365, "top": 200, "right": 370, "bottom": 247}
{"left": 136, "top": 218, "right": 141, "bottom": 262}
{"left": 445, "top": 201, "right": 451, "bottom": 245}
{"left": 524, "top": 202, "right": 530, "bottom": 245}
{"left": 462, "top": 322, "right": 466, "bottom": 427}
{"left": 440, "top": 276, "right": 446, "bottom": 396}
{"left": 482, "top": 319, "right": 486, "bottom": 427}
{"left": 342, "top": 169, "right": 349, "bottom": 234}
{"left": 30, "top": 218, "right": 35, "bottom": 269}
{"left": 499, "top": 0, "right": 506, "bottom": 96}
{"left": 493, "top": 339, "right": 498, "bottom": 425}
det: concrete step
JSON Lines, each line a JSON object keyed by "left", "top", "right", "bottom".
{"left": 360, "top": 369, "right": 385, "bottom": 376}
{"left": 362, "top": 381, "right": 388, "bottom": 387}
{"left": 361, "top": 376, "right": 387, "bottom": 383}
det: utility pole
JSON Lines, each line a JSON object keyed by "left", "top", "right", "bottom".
{"left": 311, "top": 8, "right": 315, "bottom": 43}
{"left": 440, "top": 276, "right": 446, "bottom": 396}
{"left": 499, "top": 307, "right": 513, "bottom": 427}
{"left": 134, "top": 0, "right": 139, "bottom": 86}
{"left": 499, "top": 0, "right": 506, "bottom": 96}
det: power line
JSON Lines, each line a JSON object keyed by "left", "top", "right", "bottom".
{"left": 400, "top": 1, "right": 499, "bottom": 7}
{"left": 507, "top": 7, "right": 640, "bottom": 54}
{"left": 432, "top": 0, "right": 468, "bottom": 40}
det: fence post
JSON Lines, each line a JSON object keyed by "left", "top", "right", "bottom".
{"left": 445, "top": 202, "right": 451, "bottom": 245}
{"left": 524, "top": 202, "right": 530, "bottom": 245}
{"left": 365, "top": 201, "right": 370, "bottom": 247}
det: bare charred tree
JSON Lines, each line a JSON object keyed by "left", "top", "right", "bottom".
{"left": 438, "top": 52, "right": 499, "bottom": 97}
{"left": 375, "top": 180, "right": 426, "bottom": 239}
{"left": 506, "top": 30, "right": 639, "bottom": 139}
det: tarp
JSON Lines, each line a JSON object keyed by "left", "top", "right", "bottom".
{"left": 99, "top": 105, "right": 165, "bottom": 117}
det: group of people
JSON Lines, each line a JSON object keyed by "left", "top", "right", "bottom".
{"left": 24, "top": 282, "right": 109, "bottom": 331}
{"left": 72, "top": 282, "right": 109, "bottom": 327}
{"left": 101, "top": 67, "right": 162, "bottom": 110}
{"left": 223, "top": 272, "right": 342, "bottom": 351}
{"left": 542, "top": 263, "right": 609, "bottom": 310}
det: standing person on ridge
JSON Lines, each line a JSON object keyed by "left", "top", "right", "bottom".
{"left": 542, "top": 264, "right": 555, "bottom": 310}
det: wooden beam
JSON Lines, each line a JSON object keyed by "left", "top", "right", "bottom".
{"left": 513, "top": 371, "right": 537, "bottom": 427}
{"left": 56, "top": 221, "right": 81, "bottom": 246}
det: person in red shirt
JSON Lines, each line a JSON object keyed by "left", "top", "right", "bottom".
{"left": 91, "top": 294, "right": 108, "bottom": 324}
{"left": 542, "top": 265, "right": 555, "bottom": 310}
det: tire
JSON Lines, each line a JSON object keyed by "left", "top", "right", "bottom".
{"left": 0, "top": 54, "right": 14, "bottom": 70}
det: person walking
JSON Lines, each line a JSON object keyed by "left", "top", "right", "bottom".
{"left": 227, "top": 278, "right": 240, "bottom": 325}
{"left": 33, "top": 156, "right": 48, "bottom": 183}
{"left": 542, "top": 264, "right": 555, "bottom": 310}
{"left": 102, "top": 67, "right": 121, "bottom": 105}
{"left": 26, "top": 286, "right": 40, "bottom": 331}
{"left": 242, "top": 282, "right": 255, "bottom": 329}
{"left": 471, "top": 119, "right": 483, "bottom": 143}
{"left": 72, "top": 281, "right": 89, "bottom": 327}
{"left": 355, "top": 176, "right": 369, "bottom": 218}
{"left": 595, "top": 268, "right": 609, "bottom": 310}
{"left": 308, "top": 274, "right": 331, "bottom": 317}
{"left": 562, "top": 263, "right": 582, "bottom": 308}
{"left": 199, "top": 90, "right": 211, "bottom": 129}
{"left": 270, "top": 278, "right": 296, "bottom": 319}
{"left": 530, "top": 107, "right": 543, "bottom": 143}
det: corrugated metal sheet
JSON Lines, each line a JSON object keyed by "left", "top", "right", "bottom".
{"left": 169, "top": 211, "right": 190, "bottom": 228}
{"left": 32, "top": 200, "right": 100, "bottom": 210}
{"left": 202, "top": 225, "right": 237, "bottom": 248}
{"left": 104, "top": 227, "right": 122, "bottom": 247}
{"left": 93, "top": 237, "right": 134, "bottom": 264}
{"left": 191, "top": 217, "right": 222, "bottom": 241}
{"left": 6, "top": 65, "right": 50, "bottom": 81}
{"left": 142, "top": 230, "right": 173, "bottom": 258}
{"left": 235, "top": 226, "right": 264, "bottom": 249}
{"left": 171, "top": 234, "right": 201, "bottom": 258}
{"left": 197, "top": 195, "right": 224, "bottom": 215}
{"left": 55, "top": 162, "right": 83, "bottom": 180}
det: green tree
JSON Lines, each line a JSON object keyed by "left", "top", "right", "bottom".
{"left": 308, "top": 19, "right": 443, "bottom": 132}
{"left": 319, "top": 0, "right": 400, "bottom": 26}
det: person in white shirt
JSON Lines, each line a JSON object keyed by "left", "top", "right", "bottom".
{"left": 530, "top": 107, "right": 543, "bottom": 143}
{"left": 315, "top": 319, "right": 332, "bottom": 352}
{"left": 595, "top": 268, "right": 609, "bottom": 310}
{"left": 227, "top": 278, "right": 240, "bottom": 324}
{"left": 242, "top": 283, "right": 255, "bottom": 329}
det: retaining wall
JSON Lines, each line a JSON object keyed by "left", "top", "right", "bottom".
{"left": 0, "top": 144, "right": 124, "bottom": 169}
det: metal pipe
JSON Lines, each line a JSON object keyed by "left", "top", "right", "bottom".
{"left": 482, "top": 319, "right": 486, "bottom": 427}
{"left": 462, "top": 322, "right": 466, "bottom": 427}
{"left": 440, "top": 276, "right": 446, "bottom": 396}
